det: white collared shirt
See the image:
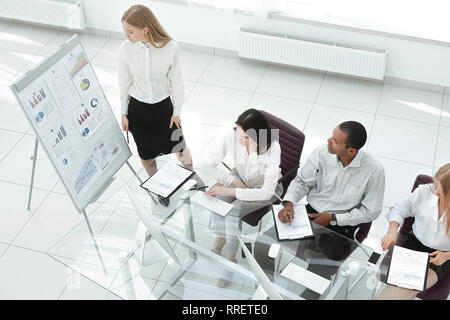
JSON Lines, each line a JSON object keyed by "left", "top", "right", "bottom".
{"left": 283, "top": 144, "right": 385, "bottom": 226}
{"left": 389, "top": 184, "right": 450, "bottom": 251}
{"left": 118, "top": 39, "right": 185, "bottom": 116}
{"left": 204, "top": 129, "right": 282, "bottom": 202}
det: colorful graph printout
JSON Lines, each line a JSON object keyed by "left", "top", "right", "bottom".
{"left": 43, "top": 120, "right": 78, "bottom": 172}
{"left": 64, "top": 47, "right": 99, "bottom": 99}
{"left": 68, "top": 52, "right": 88, "bottom": 78}
{"left": 46, "top": 64, "right": 80, "bottom": 115}
{"left": 72, "top": 103, "right": 105, "bottom": 141}
{"left": 74, "top": 157, "right": 98, "bottom": 194}
{"left": 20, "top": 81, "right": 55, "bottom": 127}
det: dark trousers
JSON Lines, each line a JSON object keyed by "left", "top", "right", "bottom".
{"left": 305, "top": 204, "right": 358, "bottom": 240}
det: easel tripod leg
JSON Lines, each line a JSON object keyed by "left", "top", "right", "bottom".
{"left": 82, "top": 210, "right": 108, "bottom": 274}
{"left": 27, "top": 137, "right": 39, "bottom": 211}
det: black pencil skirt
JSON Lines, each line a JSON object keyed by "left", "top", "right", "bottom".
{"left": 127, "top": 96, "right": 186, "bottom": 160}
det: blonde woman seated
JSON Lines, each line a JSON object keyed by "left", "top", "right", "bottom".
{"left": 377, "top": 163, "right": 450, "bottom": 300}
{"left": 203, "top": 109, "right": 282, "bottom": 285}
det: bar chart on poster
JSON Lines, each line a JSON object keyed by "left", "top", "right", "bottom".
{"left": 10, "top": 34, "right": 131, "bottom": 212}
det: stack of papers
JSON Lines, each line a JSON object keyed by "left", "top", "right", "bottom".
{"left": 273, "top": 204, "right": 314, "bottom": 240}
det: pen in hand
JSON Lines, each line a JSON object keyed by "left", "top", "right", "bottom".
{"left": 275, "top": 193, "right": 292, "bottom": 226}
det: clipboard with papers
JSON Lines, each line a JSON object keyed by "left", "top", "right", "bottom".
{"left": 384, "top": 245, "right": 430, "bottom": 292}
{"left": 140, "top": 161, "right": 195, "bottom": 199}
{"left": 273, "top": 204, "right": 314, "bottom": 241}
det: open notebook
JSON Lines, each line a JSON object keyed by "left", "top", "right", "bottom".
{"left": 273, "top": 204, "right": 314, "bottom": 241}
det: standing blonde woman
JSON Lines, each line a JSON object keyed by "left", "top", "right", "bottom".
{"left": 377, "top": 163, "right": 450, "bottom": 300}
{"left": 119, "top": 5, "right": 192, "bottom": 178}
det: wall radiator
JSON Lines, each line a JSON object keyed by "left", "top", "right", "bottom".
{"left": 239, "top": 28, "right": 388, "bottom": 80}
{"left": 0, "top": 0, "right": 86, "bottom": 30}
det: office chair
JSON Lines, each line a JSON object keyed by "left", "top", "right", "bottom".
{"left": 240, "top": 109, "right": 305, "bottom": 230}
{"left": 396, "top": 174, "right": 450, "bottom": 300}
{"left": 354, "top": 222, "right": 372, "bottom": 243}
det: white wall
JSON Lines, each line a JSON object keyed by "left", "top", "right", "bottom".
{"left": 81, "top": 0, "right": 450, "bottom": 88}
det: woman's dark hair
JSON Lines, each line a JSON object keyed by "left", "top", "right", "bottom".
{"left": 235, "top": 109, "right": 272, "bottom": 155}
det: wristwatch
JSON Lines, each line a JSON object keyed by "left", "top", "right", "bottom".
{"left": 330, "top": 214, "right": 337, "bottom": 226}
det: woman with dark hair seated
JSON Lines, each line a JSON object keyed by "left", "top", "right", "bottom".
{"left": 203, "top": 109, "right": 282, "bottom": 286}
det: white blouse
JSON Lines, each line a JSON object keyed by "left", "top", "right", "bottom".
{"left": 118, "top": 39, "right": 185, "bottom": 116}
{"left": 388, "top": 183, "right": 450, "bottom": 251}
{"left": 204, "top": 129, "right": 282, "bottom": 202}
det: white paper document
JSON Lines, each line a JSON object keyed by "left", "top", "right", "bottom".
{"left": 141, "top": 162, "right": 194, "bottom": 198}
{"left": 273, "top": 204, "right": 314, "bottom": 240}
{"left": 387, "top": 245, "right": 429, "bottom": 292}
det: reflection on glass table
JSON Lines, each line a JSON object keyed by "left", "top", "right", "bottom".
{"left": 48, "top": 156, "right": 384, "bottom": 300}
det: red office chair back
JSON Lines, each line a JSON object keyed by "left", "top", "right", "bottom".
{"left": 397, "top": 174, "right": 449, "bottom": 300}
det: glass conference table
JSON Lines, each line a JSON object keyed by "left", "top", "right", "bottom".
{"left": 48, "top": 156, "right": 385, "bottom": 300}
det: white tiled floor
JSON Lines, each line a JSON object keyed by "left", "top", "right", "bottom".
{"left": 0, "top": 245, "right": 72, "bottom": 299}
{"left": 0, "top": 21, "right": 448, "bottom": 300}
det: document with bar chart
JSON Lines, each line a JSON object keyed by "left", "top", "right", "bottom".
{"left": 20, "top": 81, "right": 56, "bottom": 127}
{"left": 10, "top": 34, "right": 131, "bottom": 212}
{"left": 43, "top": 122, "right": 78, "bottom": 171}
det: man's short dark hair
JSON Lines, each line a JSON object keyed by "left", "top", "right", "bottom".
{"left": 338, "top": 121, "right": 367, "bottom": 150}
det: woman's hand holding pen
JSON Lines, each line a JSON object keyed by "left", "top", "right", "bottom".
{"left": 170, "top": 115, "right": 181, "bottom": 129}
{"left": 122, "top": 115, "right": 129, "bottom": 131}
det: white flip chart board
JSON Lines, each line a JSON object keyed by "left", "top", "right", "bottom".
{"left": 10, "top": 34, "right": 131, "bottom": 212}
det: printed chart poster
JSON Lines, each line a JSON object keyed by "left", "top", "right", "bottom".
{"left": 85, "top": 87, "right": 108, "bottom": 122}
{"left": 64, "top": 46, "right": 99, "bottom": 99}
{"left": 20, "top": 81, "right": 55, "bottom": 127}
{"left": 91, "top": 139, "right": 121, "bottom": 172}
{"left": 43, "top": 121, "right": 78, "bottom": 171}
{"left": 72, "top": 102, "right": 105, "bottom": 141}
{"left": 72, "top": 156, "right": 99, "bottom": 196}
{"left": 71, "top": 138, "right": 121, "bottom": 196}
{"left": 46, "top": 62, "right": 81, "bottom": 116}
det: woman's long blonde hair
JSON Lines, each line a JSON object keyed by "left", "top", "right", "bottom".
{"left": 434, "top": 163, "right": 450, "bottom": 235}
{"left": 122, "top": 4, "right": 172, "bottom": 48}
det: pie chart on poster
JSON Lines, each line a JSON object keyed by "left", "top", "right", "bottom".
{"left": 90, "top": 98, "right": 98, "bottom": 108}
{"left": 80, "top": 78, "right": 90, "bottom": 91}
{"left": 35, "top": 111, "right": 44, "bottom": 123}
{"left": 82, "top": 127, "right": 89, "bottom": 137}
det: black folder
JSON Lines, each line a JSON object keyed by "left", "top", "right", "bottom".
{"left": 140, "top": 162, "right": 195, "bottom": 199}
